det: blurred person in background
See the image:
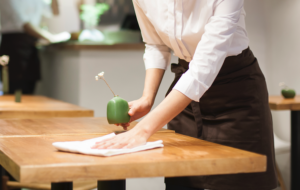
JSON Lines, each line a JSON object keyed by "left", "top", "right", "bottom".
{"left": 0, "top": 0, "right": 70, "bottom": 94}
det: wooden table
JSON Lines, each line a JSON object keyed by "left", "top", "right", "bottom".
{"left": 0, "top": 117, "right": 172, "bottom": 190}
{"left": 0, "top": 95, "right": 94, "bottom": 189}
{"left": 0, "top": 117, "right": 171, "bottom": 138}
{"left": 0, "top": 95, "right": 94, "bottom": 118}
{"left": 0, "top": 133, "right": 266, "bottom": 190}
{"left": 269, "top": 95, "right": 300, "bottom": 190}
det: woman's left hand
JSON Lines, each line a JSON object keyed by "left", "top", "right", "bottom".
{"left": 91, "top": 128, "right": 148, "bottom": 149}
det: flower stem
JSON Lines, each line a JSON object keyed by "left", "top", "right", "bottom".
{"left": 103, "top": 78, "right": 116, "bottom": 96}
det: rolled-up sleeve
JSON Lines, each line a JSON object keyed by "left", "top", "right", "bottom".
{"left": 174, "top": 0, "right": 244, "bottom": 102}
{"left": 133, "top": 0, "right": 171, "bottom": 70}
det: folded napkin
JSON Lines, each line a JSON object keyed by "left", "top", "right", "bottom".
{"left": 52, "top": 133, "right": 164, "bottom": 157}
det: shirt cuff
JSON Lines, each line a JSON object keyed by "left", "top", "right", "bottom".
{"left": 144, "top": 44, "right": 171, "bottom": 70}
{"left": 173, "top": 69, "right": 209, "bottom": 102}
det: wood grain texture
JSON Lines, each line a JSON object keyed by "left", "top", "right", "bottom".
{"left": 0, "top": 133, "right": 266, "bottom": 183}
{"left": 0, "top": 95, "right": 94, "bottom": 118}
{"left": 7, "top": 180, "right": 97, "bottom": 190}
{"left": 269, "top": 95, "right": 300, "bottom": 110}
{"left": 0, "top": 117, "right": 172, "bottom": 138}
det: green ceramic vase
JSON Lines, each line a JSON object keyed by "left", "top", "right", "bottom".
{"left": 107, "top": 96, "right": 130, "bottom": 124}
{"left": 281, "top": 89, "right": 296, "bottom": 99}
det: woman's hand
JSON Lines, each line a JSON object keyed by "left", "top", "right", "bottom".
{"left": 117, "top": 96, "right": 153, "bottom": 130}
{"left": 128, "top": 96, "right": 153, "bottom": 121}
{"left": 91, "top": 127, "right": 149, "bottom": 149}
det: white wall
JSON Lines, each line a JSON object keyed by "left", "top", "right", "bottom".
{"left": 244, "top": 0, "right": 270, "bottom": 83}
{"left": 43, "top": 0, "right": 80, "bottom": 34}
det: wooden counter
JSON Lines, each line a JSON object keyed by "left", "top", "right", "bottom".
{"left": 0, "top": 133, "right": 266, "bottom": 183}
{"left": 0, "top": 95, "right": 93, "bottom": 118}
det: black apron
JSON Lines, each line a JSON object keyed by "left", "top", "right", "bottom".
{"left": 0, "top": 33, "right": 41, "bottom": 93}
{"left": 165, "top": 48, "right": 278, "bottom": 190}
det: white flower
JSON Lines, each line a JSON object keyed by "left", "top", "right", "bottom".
{"left": 98, "top": 72, "right": 104, "bottom": 79}
{"left": 95, "top": 71, "right": 116, "bottom": 96}
{"left": 279, "top": 82, "right": 288, "bottom": 89}
{"left": 0, "top": 55, "right": 9, "bottom": 66}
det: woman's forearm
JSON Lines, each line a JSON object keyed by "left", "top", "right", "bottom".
{"left": 142, "top": 68, "right": 165, "bottom": 106}
{"left": 136, "top": 89, "right": 192, "bottom": 138}
{"left": 92, "top": 90, "right": 192, "bottom": 150}
{"left": 23, "top": 23, "right": 53, "bottom": 42}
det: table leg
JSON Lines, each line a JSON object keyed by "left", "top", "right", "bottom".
{"left": 0, "top": 166, "right": 4, "bottom": 190}
{"left": 291, "top": 111, "right": 300, "bottom": 190}
{"left": 98, "top": 180, "right": 126, "bottom": 190}
{"left": 51, "top": 182, "right": 73, "bottom": 190}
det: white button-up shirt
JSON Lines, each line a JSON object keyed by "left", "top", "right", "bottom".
{"left": 133, "top": 0, "right": 249, "bottom": 102}
{"left": 0, "top": 0, "right": 52, "bottom": 33}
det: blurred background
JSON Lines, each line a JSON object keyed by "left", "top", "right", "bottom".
{"left": 0, "top": 0, "right": 297, "bottom": 189}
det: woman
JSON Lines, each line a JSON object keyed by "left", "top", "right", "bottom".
{"left": 0, "top": 0, "right": 68, "bottom": 94}
{"left": 92, "top": 0, "right": 278, "bottom": 189}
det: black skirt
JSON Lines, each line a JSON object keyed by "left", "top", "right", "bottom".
{"left": 165, "top": 48, "right": 278, "bottom": 190}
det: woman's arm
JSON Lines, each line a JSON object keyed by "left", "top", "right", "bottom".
{"left": 173, "top": 0, "right": 245, "bottom": 102}
{"left": 23, "top": 23, "right": 70, "bottom": 43}
{"left": 23, "top": 23, "right": 55, "bottom": 42}
{"left": 118, "top": 0, "right": 171, "bottom": 128}
{"left": 92, "top": 89, "right": 191, "bottom": 149}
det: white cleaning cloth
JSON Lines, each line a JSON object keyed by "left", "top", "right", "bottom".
{"left": 52, "top": 133, "right": 164, "bottom": 157}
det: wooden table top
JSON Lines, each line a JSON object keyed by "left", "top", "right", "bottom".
{"left": 0, "top": 117, "right": 172, "bottom": 138}
{"left": 47, "top": 41, "right": 145, "bottom": 51}
{"left": 0, "top": 95, "right": 94, "bottom": 118}
{"left": 0, "top": 133, "right": 266, "bottom": 183}
{"left": 269, "top": 95, "right": 300, "bottom": 110}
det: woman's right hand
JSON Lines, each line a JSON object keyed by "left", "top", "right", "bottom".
{"left": 118, "top": 96, "right": 153, "bottom": 130}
